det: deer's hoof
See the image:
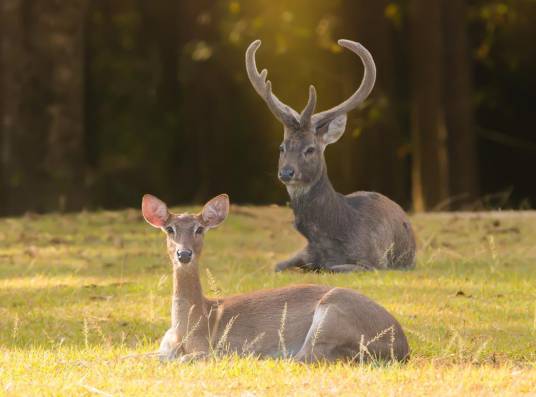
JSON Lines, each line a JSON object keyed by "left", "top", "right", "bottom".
{"left": 158, "top": 347, "right": 181, "bottom": 362}
{"left": 179, "top": 351, "right": 207, "bottom": 363}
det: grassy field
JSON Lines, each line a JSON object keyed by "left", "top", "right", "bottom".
{"left": 1, "top": 205, "right": 535, "bottom": 396}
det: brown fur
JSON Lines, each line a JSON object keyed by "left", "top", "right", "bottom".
{"left": 142, "top": 194, "right": 410, "bottom": 363}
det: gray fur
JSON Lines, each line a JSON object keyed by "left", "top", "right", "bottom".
{"left": 244, "top": 39, "right": 416, "bottom": 272}
{"left": 277, "top": 165, "right": 416, "bottom": 272}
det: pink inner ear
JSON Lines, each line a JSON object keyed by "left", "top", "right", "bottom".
{"left": 142, "top": 195, "right": 168, "bottom": 227}
{"left": 202, "top": 194, "right": 229, "bottom": 227}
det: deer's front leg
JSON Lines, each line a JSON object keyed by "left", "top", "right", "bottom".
{"left": 179, "top": 351, "right": 209, "bottom": 363}
{"left": 158, "top": 328, "right": 183, "bottom": 362}
{"left": 328, "top": 264, "right": 373, "bottom": 273}
{"left": 275, "top": 249, "right": 309, "bottom": 272}
{"left": 159, "top": 329, "right": 211, "bottom": 362}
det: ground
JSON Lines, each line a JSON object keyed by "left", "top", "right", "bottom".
{"left": 0, "top": 205, "right": 535, "bottom": 396}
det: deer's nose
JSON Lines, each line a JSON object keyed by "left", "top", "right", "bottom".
{"left": 176, "top": 249, "right": 193, "bottom": 264}
{"left": 279, "top": 167, "right": 295, "bottom": 182}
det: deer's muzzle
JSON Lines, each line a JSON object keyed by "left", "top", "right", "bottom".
{"left": 176, "top": 249, "right": 193, "bottom": 264}
{"left": 279, "top": 167, "right": 295, "bottom": 183}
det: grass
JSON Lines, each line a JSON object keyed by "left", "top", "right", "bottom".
{"left": 1, "top": 205, "right": 535, "bottom": 396}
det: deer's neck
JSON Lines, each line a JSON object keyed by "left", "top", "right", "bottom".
{"left": 171, "top": 262, "right": 207, "bottom": 331}
{"left": 289, "top": 166, "right": 338, "bottom": 209}
{"left": 289, "top": 167, "right": 350, "bottom": 238}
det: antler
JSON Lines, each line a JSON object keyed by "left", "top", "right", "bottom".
{"left": 245, "top": 40, "right": 300, "bottom": 128}
{"left": 245, "top": 39, "right": 375, "bottom": 131}
{"left": 311, "top": 40, "right": 376, "bottom": 128}
{"left": 299, "top": 85, "right": 317, "bottom": 129}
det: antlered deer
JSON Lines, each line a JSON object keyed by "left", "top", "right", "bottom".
{"left": 245, "top": 40, "right": 416, "bottom": 272}
{"left": 142, "top": 193, "right": 409, "bottom": 363}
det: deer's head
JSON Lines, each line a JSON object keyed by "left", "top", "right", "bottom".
{"left": 245, "top": 40, "right": 376, "bottom": 194}
{"left": 142, "top": 194, "right": 229, "bottom": 267}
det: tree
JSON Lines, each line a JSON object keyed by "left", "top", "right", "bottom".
{"left": 1, "top": 0, "right": 30, "bottom": 215}
{"left": 0, "top": 0, "right": 88, "bottom": 215}
{"left": 341, "top": 0, "right": 409, "bottom": 206}
{"left": 443, "top": 0, "right": 479, "bottom": 207}
{"left": 409, "top": 0, "right": 450, "bottom": 211}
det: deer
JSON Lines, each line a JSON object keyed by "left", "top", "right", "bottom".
{"left": 142, "top": 193, "right": 410, "bottom": 363}
{"left": 245, "top": 39, "right": 416, "bottom": 273}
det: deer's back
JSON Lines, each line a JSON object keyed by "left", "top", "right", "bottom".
{"left": 212, "top": 284, "right": 409, "bottom": 360}
{"left": 214, "top": 284, "right": 330, "bottom": 356}
{"left": 344, "top": 191, "right": 416, "bottom": 269}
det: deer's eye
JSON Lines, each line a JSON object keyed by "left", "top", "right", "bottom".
{"left": 195, "top": 226, "right": 205, "bottom": 235}
{"left": 304, "top": 146, "right": 315, "bottom": 155}
{"left": 165, "top": 226, "right": 174, "bottom": 234}
{"left": 279, "top": 144, "right": 285, "bottom": 153}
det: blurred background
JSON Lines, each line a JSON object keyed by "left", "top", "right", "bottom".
{"left": 0, "top": 0, "right": 535, "bottom": 216}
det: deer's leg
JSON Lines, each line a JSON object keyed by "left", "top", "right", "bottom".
{"left": 159, "top": 329, "right": 210, "bottom": 362}
{"left": 178, "top": 351, "right": 208, "bottom": 363}
{"left": 296, "top": 289, "right": 383, "bottom": 363}
{"left": 158, "top": 328, "right": 183, "bottom": 362}
{"left": 328, "top": 264, "right": 373, "bottom": 273}
{"left": 275, "top": 249, "right": 309, "bottom": 272}
{"left": 294, "top": 303, "right": 355, "bottom": 363}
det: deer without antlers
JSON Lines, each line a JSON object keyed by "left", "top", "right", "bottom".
{"left": 142, "top": 193, "right": 410, "bottom": 363}
{"left": 245, "top": 39, "right": 416, "bottom": 272}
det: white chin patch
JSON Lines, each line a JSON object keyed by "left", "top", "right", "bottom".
{"left": 286, "top": 184, "right": 310, "bottom": 198}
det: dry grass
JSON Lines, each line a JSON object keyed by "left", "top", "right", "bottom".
{"left": 1, "top": 206, "right": 536, "bottom": 396}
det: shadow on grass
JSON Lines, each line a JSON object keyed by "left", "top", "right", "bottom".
{"left": 2, "top": 314, "right": 167, "bottom": 350}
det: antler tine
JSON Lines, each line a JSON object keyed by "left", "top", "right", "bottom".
{"left": 264, "top": 80, "right": 300, "bottom": 128}
{"left": 299, "top": 85, "right": 317, "bottom": 128}
{"left": 245, "top": 40, "right": 299, "bottom": 128}
{"left": 311, "top": 40, "right": 376, "bottom": 127}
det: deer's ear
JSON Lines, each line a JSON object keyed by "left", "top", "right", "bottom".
{"left": 201, "top": 194, "right": 229, "bottom": 229}
{"left": 315, "top": 114, "right": 347, "bottom": 146}
{"left": 142, "top": 194, "right": 169, "bottom": 228}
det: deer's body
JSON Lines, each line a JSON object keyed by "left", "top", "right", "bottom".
{"left": 142, "top": 194, "right": 410, "bottom": 363}
{"left": 283, "top": 170, "right": 416, "bottom": 272}
{"left": 161, "top": 281, "right": 409, "bottom": 362}
{"left": 245, "top": 39, "right": 416, "bottom": 272}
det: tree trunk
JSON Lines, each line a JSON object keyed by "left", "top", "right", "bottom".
{"left": 0, "top": 0, "right": 38, "bottom": 215}
{"left": 343, "top": 0, "right": 409, "bottom": 206}
{"left": 175, "top": 0, "right": 232, "bottom": 203}
{"left": 443, "top": 0, "right": 479, "bottom": 208}
{"left": 409, "top": 0, "right": 450, "bottom": 211}
{"left": 0, "top": 1, "right": 11, "bottom": 213}
{"left": 0, "top": 0, "right": 88, "bottom": 215}
{"left": 38, "top": 0, "right": 89, "bottom": 211}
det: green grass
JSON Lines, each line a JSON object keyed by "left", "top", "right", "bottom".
{"left": 1, "top": 206, "right": 535, "bottom": 396}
